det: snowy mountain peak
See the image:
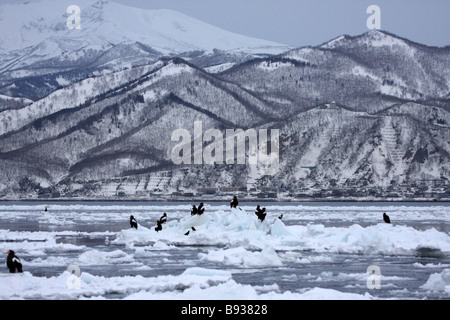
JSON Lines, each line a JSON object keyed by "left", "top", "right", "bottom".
{"left": 321, "top": 30, "right": 414, "bottom": 50}
{"left": 358, "top": 30, "right": 411, "bottom": 48}
{"left": 0, "top": 0, "right": 289, "bottom": 55}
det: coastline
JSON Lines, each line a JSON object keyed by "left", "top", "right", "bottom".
{"left": 0, "top": 197, "right": 448, "bottom": 203}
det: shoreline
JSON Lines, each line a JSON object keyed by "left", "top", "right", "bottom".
{"left": 0, "top": 198, "right": 448, "bottom": 203}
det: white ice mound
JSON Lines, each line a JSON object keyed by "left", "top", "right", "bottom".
{"left": 114, "top": 207, "right": 295, "bottom": 249}
{"left": 0, "top": 268, "right": 373, "bottom": 300}
{"left": 421, "top": 269, "right": 450, "bottom": 293}
{"left": 291, "top": 287, "right": 372, "bottom": 300}
{"left": 180, "top": 212, "right": 212, "bottom": 230}
{"left": 78, "top": 249, "right": 132, "bottom": 265}
{"left": 114, "top": 207, "right": 450, "bottom": 257}
{"left": 180, "top": 267, "right": 232, "bottom": 279}
{"left": 270, "top": 218, "right": 294, "bottom": 237}
{"left": 294, "top": 223, "right": 450, "bottom": 256}
{"left": 198, "top": 246, "right": 283, "bottom": 267}
{"left": 0, "top": 267, "right": 234, "bottom": 300}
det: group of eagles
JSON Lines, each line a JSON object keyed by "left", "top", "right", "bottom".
{"left": 129, "top": 198, "right": 392, "bottom": 233}
{"left": 4, "top": 202, "right": 392, "bottom": 274}
{"left": 129, "top": 196, "right": 284, "bottom": 236}
{"left": 130, "top": 198, "right": 393, "bottom": 234}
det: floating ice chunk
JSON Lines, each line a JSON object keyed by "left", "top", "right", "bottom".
{"left": 293, "top": 223, "right": 450, "bottom": 256}
{"left": 0, "top": 237, "right": 85, "bottom": 257}
{"left": 180, "top": 213, "right": 211, "bottom": 229}
{"left": 113, "top": 225, "right": 156, "bottom": 246}
{"left": 125, "top": 280, "right": 372, "bottom": 300}
{"left": 0, "top": 267, "right": 235, "bottom": 300}
{"left": 421, "top": 269, "right": 450, "bottom": 293}
{"left": 270, "top": 218, "right": 294, "bottom": 237}
{"left": 290, "top": 288, "right": 372, "bottom": 300}
{"left": 306, "top": 224, "right": 327, "bottom": 235}
{"left": 413, "top": 262, "right": 449, "bottom": 269}
{"left": 78, "top": 249, "right": 131, "bottom": 265}
{"left": 0, "top": 268, "right": 373, "bottom": 300}
{"left": 108, "top": 207, "right": 450, "bottom": 257}
{"left": 199, "top": 246, "right": 283, "bottom": 267}
{"left": 181, "top": 267, "right": 232, "bottom": 279}
{"left": 151, "top": 240, "right": 177, "bottom": 250}
{"left": 0, "top": 230, "right": 51, "bottom": 241}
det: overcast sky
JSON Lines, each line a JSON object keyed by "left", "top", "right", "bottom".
{"left": 110, "top": 0, "right": 450, "bottom": 47}
{"left": 2, "top": 0, "right": 449, "bottom": 47}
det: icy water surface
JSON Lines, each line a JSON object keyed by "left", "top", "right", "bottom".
{"left": 0, "top": 201, "right": 448, "bottom": 300}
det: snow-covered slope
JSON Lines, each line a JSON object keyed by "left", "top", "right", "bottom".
{"left": 0, "top": 25, "right": 448, "bottom": 199}
{"left": 0, "top": 0, "right": 288, "bottom": 57}
{"left": 0, "top": 0, "right": 289, "bottom": 100}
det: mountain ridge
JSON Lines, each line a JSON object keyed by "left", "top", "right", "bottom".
{"left": 0, "top": 0, "right": 291, "bottom": 101}
{"left": 0, "top": 0, "right": 289, "bottom": 56}
{"left": 0, "top": 4, "right": 448, "bottom": 200}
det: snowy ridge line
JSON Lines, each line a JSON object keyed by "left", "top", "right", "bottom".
{"left": 0, "top": 27, "right": 448, "bottom": 196}
{"left": 0, "top": 61, "right": 165, "bottom": 137}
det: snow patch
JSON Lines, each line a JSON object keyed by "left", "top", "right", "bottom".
{"left": 421, "top": 269, "right": 450, "bottom": 294}
{"left": 198, "top": 246, "right": 283, "bottom": 267}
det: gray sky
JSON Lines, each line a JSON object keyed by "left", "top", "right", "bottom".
{"left": 1, "top": 0, "right": 449, "bottom": 47}
{"left": 111, "top": 0, "right": 450, "bottom": 47}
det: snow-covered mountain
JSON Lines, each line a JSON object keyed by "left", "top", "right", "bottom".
{"left": 0, "top": 1, "right": 448, "bottom": 200}
{"left": 0, "top": 0, "right": 287, "bottom": 59}
{"left": 0, "top": 0, "right": 289, "bottom": 100}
